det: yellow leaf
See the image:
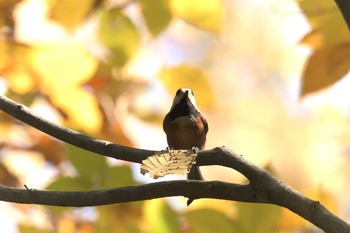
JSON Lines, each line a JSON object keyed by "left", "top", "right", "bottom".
{"left": 299, "top": 29, "right": 323, "bottom": 49}
{"left": 57, "top": 216, "right": 75, "bottom": 233}
{"left": 299, "top": 0, "right": 350, "bottom": 47}
{"left": 159, "top": 63, "right": 214, "bottom": 109}
{"left": 6, "top": 63, "right": 34, "bottom": 94}
{"left": 278, "top": 208, "right": 307, "bottom": 230}
{"left": 0, "top": 42, "right": 34, "bottom": 94}
{"left": 0, "top": 41, "right": 9, "bottom": 72}
{"left": 0, "top": 41, "right": 28, "bottom": 73}
{"left": 279, "top": 187, "right": 338, "bottom": 230}
{"left": 144, "top": 199, "right": 179, "bottom": 233}
{"left": 50, "top": 87, "right": 102, "bottom": 133}
{"left": 169, "top": 0, "right": 222, "bottom": 33}
{"left": 46, "top": 0, "right": 97, "bottom": 29}
{"left": 301, "top": 42, "right": 350, "bottom": 96}
{"left": 236, "top": 203, "right": 282, "bottom": 233}
{"left": 29, "top": 43, "right": 98, "bottom": 93}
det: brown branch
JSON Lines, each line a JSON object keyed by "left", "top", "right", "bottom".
{"left": 0, "top": 94, "right": 349, "bottom": 233}
{"left": 334, "top": 0, "right": 350, "bottom": 30}
{"left": 0, "top": 95, "right": 153, "bottom": 163}
{"left": 0, "top": 181, "right": 253, "bottom": 206}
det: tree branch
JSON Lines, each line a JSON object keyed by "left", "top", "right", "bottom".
{"left": 0, "top": 95, "right": 153, "bottom": 163}
{"left": 0, "top": 94, "right": 349, "bottom": 233}
{"left": 334, "top": 0, "right": 350, "bottom": 30}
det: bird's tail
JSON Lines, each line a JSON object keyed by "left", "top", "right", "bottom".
{"left": 187, "top": 165, "right": 203, "bottom": 206}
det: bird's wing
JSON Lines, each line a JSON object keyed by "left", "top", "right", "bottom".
{"left": 200, "top": 114, "right": 209, "bottom": 133}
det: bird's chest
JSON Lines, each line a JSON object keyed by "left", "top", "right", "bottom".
{"left": 171, "top": 116, "right": 197, "bottom": 131}
{"left": 165, "top": 116, "right": 205, "bottom": 149}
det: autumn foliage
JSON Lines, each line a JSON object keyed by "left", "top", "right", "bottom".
{"left": 0, "top": 0, "right": 349, "bottom": 233}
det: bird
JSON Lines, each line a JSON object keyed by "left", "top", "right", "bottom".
{"left": 163, "top": 88, "right": 208, "bottom": 205}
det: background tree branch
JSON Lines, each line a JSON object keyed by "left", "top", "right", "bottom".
{"left": 334, "top": 0, "right": 350, "bottom": 30}
{"left": 0, "top": 94, "right": 349, "bottom": 233}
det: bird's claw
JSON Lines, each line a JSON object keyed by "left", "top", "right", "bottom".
{"left": 165, "top": 147, "right": 173, "bottom": 152}
{"left": 191, "top": 147, "right": 199, "bottom": 153}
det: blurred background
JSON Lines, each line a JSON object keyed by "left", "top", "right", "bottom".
{"left": 0, "top": 0, "right": 349, "bottom": 232}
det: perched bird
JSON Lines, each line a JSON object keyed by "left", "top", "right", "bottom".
{"left": 163, "top": 88, "right": 208, "bottom": 205}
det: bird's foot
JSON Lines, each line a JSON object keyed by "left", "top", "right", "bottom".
{"left": 165, "top": 147, "right": 173, "bottom": 153}
{"left": 191, "top": 147, "right": 199, "bottom": 154}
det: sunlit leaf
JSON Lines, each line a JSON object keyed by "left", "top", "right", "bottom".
{"left": 57, "top": 217, "right": 75, "bottom": 233}
{"left": 50, "top": 86, "right": 103, "bottom": 133}
{"left": 301, "top": 42, "right": 350, "bottom": 96}
{"left": 6, "top": 63, "right": 34, "bottom": 94}
{"left": 278, "top": 208, "right": 306, "bottom": 231}
{"left": 144, "top": 199, "right": 179, "bottom": 233}
{"left": 299, "top": 0, "right": 350, "bottom": 47}
{"left": 98, "top": 8, "right": 140, "bottom": 67}
{"left": 0, "top": 42, "right": 32, "bottom": 94}
{"left": 299, "top": 29, "right": 323, "bottom": 49}
{"left": 185, "top": 208, "right": 238, "bottom": 233}
{"left": 169, "top": 0, "right": 222, "bottom": 33}
{"left": 19, "top": 225, "right": 50, "bottom": 233}
{"left": 140, "top": 0, "right": 172, "bottom": 36}
{"left": 279, "top": 187, "right": 338, "bottom": 230}
{"left": 159, "top": 63, "right": 214, "bottom": 109}
{"left": 47, "top": 0, "right": 98, "bottom": 29}
{"left": 236, "top": 203, "right": 282, "bottom": 233}
{"left": 75, "top": 221, "right": 94, "bottom": 233}
{"left": 29, "top": 43, "right": 98, "bottom": 92}
{"left": 306, "top": 187, "right": 338, "bottom": 216}
{"left": 0, "top": 41, "right": 10, "bottom": 72}
{"left": 96, "top": 205, "right": 142, "bottom": 233}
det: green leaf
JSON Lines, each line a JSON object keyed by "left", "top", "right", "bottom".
{"left": 236, "top": 203, "right": 282, "bottom": 233}
{"left": 65, "top": 145, "right": 137, "bottom": 189}
{"left": 46, "top": 177, "right": 92, "bottom": 191}
{"left": 140, "top": 0, "right": 172, "bottom": 36}
{"left": 44, "top": 176, "right": 92, "bottom": 214}
{"left": 144, "top": 199, "right": 179, "bottom": 233}
{"left": 98, "top": 8, "right": 140, "bottom": 67}
{"left": 169, "top": 0, "right": 222, "bottom": 33}
{"left": 185, "top": 208, "right": 238, "bottom": 233}
{"left": 66, "top": 144, "right": 108, "bottom": 183}
{"left": 101, "top": 165, "right": 139, "bottom": 188}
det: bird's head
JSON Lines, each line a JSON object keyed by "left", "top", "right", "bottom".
{"left": 170, "top": 88, "right": 198, "bottom": 111}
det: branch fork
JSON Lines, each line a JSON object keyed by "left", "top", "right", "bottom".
{"left": 0, "top": 95, "right": 348, "bottom": 233}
